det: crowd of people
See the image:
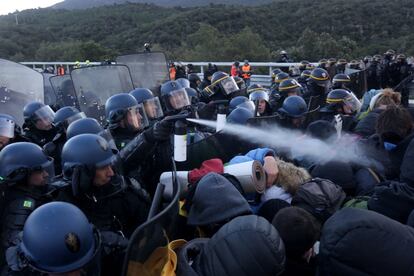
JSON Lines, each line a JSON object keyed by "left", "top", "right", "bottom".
{"left": 0, "top": 48, "right": 414, "bottom": 276}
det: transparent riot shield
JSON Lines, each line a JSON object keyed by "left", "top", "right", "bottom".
{"left": 347, "top": 69, "right": 368, "bottom": 99}
{"left": 122, "top": 169, "right": 181, "bottom": 276}
{"left": 50, "top": 75, "right": 80, "bottom": 109}
{"left": 71, "top": 65, "right": 134, "bottom": 124}
{"left": 42, "top": 73, "right": 58, "bottom": 109}
{"left": 395, "top": 75, "right": 414, "bottom": 107}
{"left": 247, "top": 115, "right": 280, "bottom": 128}
{"left": 0, "top": 59, "right": 44, "bottom": 126}
{"left": 116, "top": 52, "right": 170, "bottom": 96}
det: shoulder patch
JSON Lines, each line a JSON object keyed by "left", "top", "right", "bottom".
{"left": 23, "top": 200, "right": 33, "bottom": 209}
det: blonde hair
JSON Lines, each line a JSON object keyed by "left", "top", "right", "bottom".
{"left": 373, "top": 89, "right": 401, "bottom": 110}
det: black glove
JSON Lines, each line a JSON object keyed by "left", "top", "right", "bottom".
{"left": 100, "top": 231, "right": 129, "bottom": 255}
{"left": 71, "top": 165, "right": 94, "bottom": 197}
{"left": 144, "top": 119, "right": 173, "bottom": 143}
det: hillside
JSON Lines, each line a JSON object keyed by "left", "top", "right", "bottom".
{"left": 51, "top": 0, "right": 274, "bottom": 9}
{"left": 0, "top": 0, "right": 413, "bottom": 62}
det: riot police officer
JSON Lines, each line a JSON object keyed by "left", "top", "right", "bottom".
{"left": 367, "top": 55, "right": 383, "bottom": 89}
{"left": 272, "top": 78, "right": 303, "bottom": 111}
{"left": 277, "top": 95, "right": 308, "bottom": 129}
{"left": 0, "top": 142, "right": 56, "bottom": 265}
{"left": 5, "top": 202, "right": 102, "bottom": 275}
{"left": 319, "top": 89, "right": 362, "bottom": 132}
{"left": 303, "top": 68, "right": 331, "bottom": 110}
{"left": 332, "top": 73, "right": 352, "bottom": 90}
{"left": 44, "top": 106, "right": 86, "bottom": 174}
{"left": 58, "top": 134, "right": 150, "bottom": 238}
{"left": 22, "top": 102, "right": 57, "bottom": 147}
{"left": 200, "top": 72, "right": 241, "bottom": 102}
{"left": 129, "top": 88, "right": 164, "bottom": 127}
{"left": 0, "top": 114, "right": 27, "bottom": 151}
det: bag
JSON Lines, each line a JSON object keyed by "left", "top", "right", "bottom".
{"left": 292, "top": 178, "right": 346, "bottom": 223}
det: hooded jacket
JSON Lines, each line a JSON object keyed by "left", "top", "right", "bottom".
{"left": 187, "top": 173, "right": 252, "bottom": 226}
{"left": 319, "top": 208, "right": 414, "bottom": 276}
{"left": 177, "top": 215, "right": 286, "bottom": 276}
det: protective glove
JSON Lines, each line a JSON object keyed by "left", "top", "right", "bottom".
{"left": 144, "top": 118, "right": 173, "bottom": 143}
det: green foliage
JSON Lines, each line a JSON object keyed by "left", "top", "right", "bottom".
{"left": 0, "top": 0, "right": 413, "bottom": 62}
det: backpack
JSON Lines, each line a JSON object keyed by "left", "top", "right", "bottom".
{"left": 292, "top": 178, "right": 346, "bottom": 223}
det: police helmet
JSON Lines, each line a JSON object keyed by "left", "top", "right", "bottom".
{"left": 161, "top": 81, "right": 191, "bottom": 112}
{"left": 326, "top": 89, "right": 362, "bottom": 113}
{"left": 227, "top": 107, "right": 254, "bottom": 125}
{"left": 309, "top": 68, "right": 330, "bottom": 87}
{"left": 54, "top": 106, "right": 85, "bottom": 130}
{"left": 62, "top": 134, "right": 116, "bottom": 179}
{"left": 19, "top": 202, "right": 100, "bottom": 274}
{"left": 23, "top": 102, "right": 55, "bottom": 128}
{"left": 278, "top": 96, "right": 308, "bottom": 118}
{"left": 0, "top": 142, "right": 54, "bottom": 184}
{"left": 105, "top": 93, "right": 148, "bottom": 129}
{"left": 278, "top": 79, "right": 302, "bottom": 95}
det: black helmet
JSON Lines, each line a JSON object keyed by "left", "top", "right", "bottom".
{"left": 176, "top": 78, "right": 190, "bottom": 88}
{"left": 333, "top": 74, "right": 351, "bottom": 84}
{"left": 319, "top": 59, "right": 328, "bottom": 66}
{"left": 0, "top": 113, "right": 16, "bottom": 140}
{"left": 0, "top": 142, "right": 54, "bottom": 184}
{"left": 309, "top": 68, "right": 330, "bottom": 87}
{"left": 326, "top": 89, "right": 362, "bottom": 114}
{"left": 337, "top": 59, "right": 348, "bottom": 65}
{"left": 227, "top": 107, "right": 254, "bottom": 125}
{"left": 23, "top": 102, "right": 55, "bottom": 129}
{"left": 188, "top": 73, "right": 201, "bottom": 83}
{"left": 130, "top": 88, "right": 164, "bottom": 120}
{"left": 278, "top": 96, "right": 308, "bottom": 118}
{"left": 384, "top": 49, "right": 395, "bottom": 56}
{"left": 373, "top": 55, "right": 382, "bottom": 62}
{"left": 105, "top": 93, "right": 148, "bottom": 130}
{"left": 62, "top": 134, "right": 116, "bottom": 179}
{"left": 328, "top": 58, "right": 337, "bottom": 65}
{"left": 209, "top": 71, "right": 239, "bottom": 96}
{"left": 301, "top": 70, "right": 312, "bottom": 78}
{"left": 272, "top": 68, "right": 283, "bottom": 77}
{"left": 18, "top": 202, "right": 100, "bottom": 274}
{"left": 396, "top": 54, "right": 407, "bottom": 62}
{"left": 278, "top": 79, "right": 302, "bottom": 95}
{"left": 53, "top": 106, "right": 85, "bottom": 130}
{"left": 274, "top": 72, "right": 289, "bottom": 84}
{"left": 247, "top": 84, "right": 264, "bottom": 95}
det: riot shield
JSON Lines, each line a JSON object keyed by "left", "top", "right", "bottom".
{"left": 247, "top": 115, "right": 280, "bottom": 128}
{"left": 50, "top": 75, "right": 80, "bottom": 109}
{"left": 395, "top": 75, "right": 414, "bottom": 107}
{"left": 122, "top": 173, "right": 181, "bottom": 276}
{"left": 71, "top": 65, "right": 134, "bottom": 124}
{"left": 42, "top": 73, "right": 58, "bottom": 109}
{"left": 0, "top": 59, "right": 44, "bottom": 126}
{"left": 116, "top": 52, "right": 170, "bottom": 96}
{"left": 347, "top": 69, "right": 368, "bottom": 99}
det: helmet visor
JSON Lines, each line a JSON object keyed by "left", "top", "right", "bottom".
{"left": 66, "top": 112, "right": 87, "bottom": 126}
{"left": 0, "top": 117, "right": 15, "bottom": 138}
{"left": 143, "top": 97, "right": 164, "bottom": 119}
{"left": 249, "top": 90, "right": 269, "bottom": 102}
{"left": 220, "top": 77, "right": 239, "bottom": 95}
{"left": 98, "top": 129, "right": 118, "bottom": 151}
{"left": 237, "top": 100, "right": 256, "bottom": 113}
{"left": 344, "top": 92, "right": 362, "bottom": 113}
{"left": 33, "top": 106, "right": 55, "bottom": 125}
{"left": 125, "top": 104, "right": 149, "bottom": 130}
{"left": 168, "top": 88, "right": 190, "bottom": 110}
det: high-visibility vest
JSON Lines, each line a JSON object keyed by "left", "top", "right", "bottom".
{"left": 242, "top": 65, "right": 251, "bottom": 79}
{"left": 169, "top": 67, "right": 176, "bottom": 80}
{"left": 57, "top": 67, "right": 65, "bottom": 76}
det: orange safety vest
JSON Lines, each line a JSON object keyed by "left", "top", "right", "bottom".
{"left": 242, "top": 65, "right": 251, "bottom": 79}
{"left": 169, "top": 67, "right": 176, "bottom": 80}
{"left": 57, "top": 67, "right": 65, "bottom": 76}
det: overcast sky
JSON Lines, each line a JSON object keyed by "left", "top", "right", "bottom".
{"left": 0, "top": 0, "right": 62, "bottom": 15}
